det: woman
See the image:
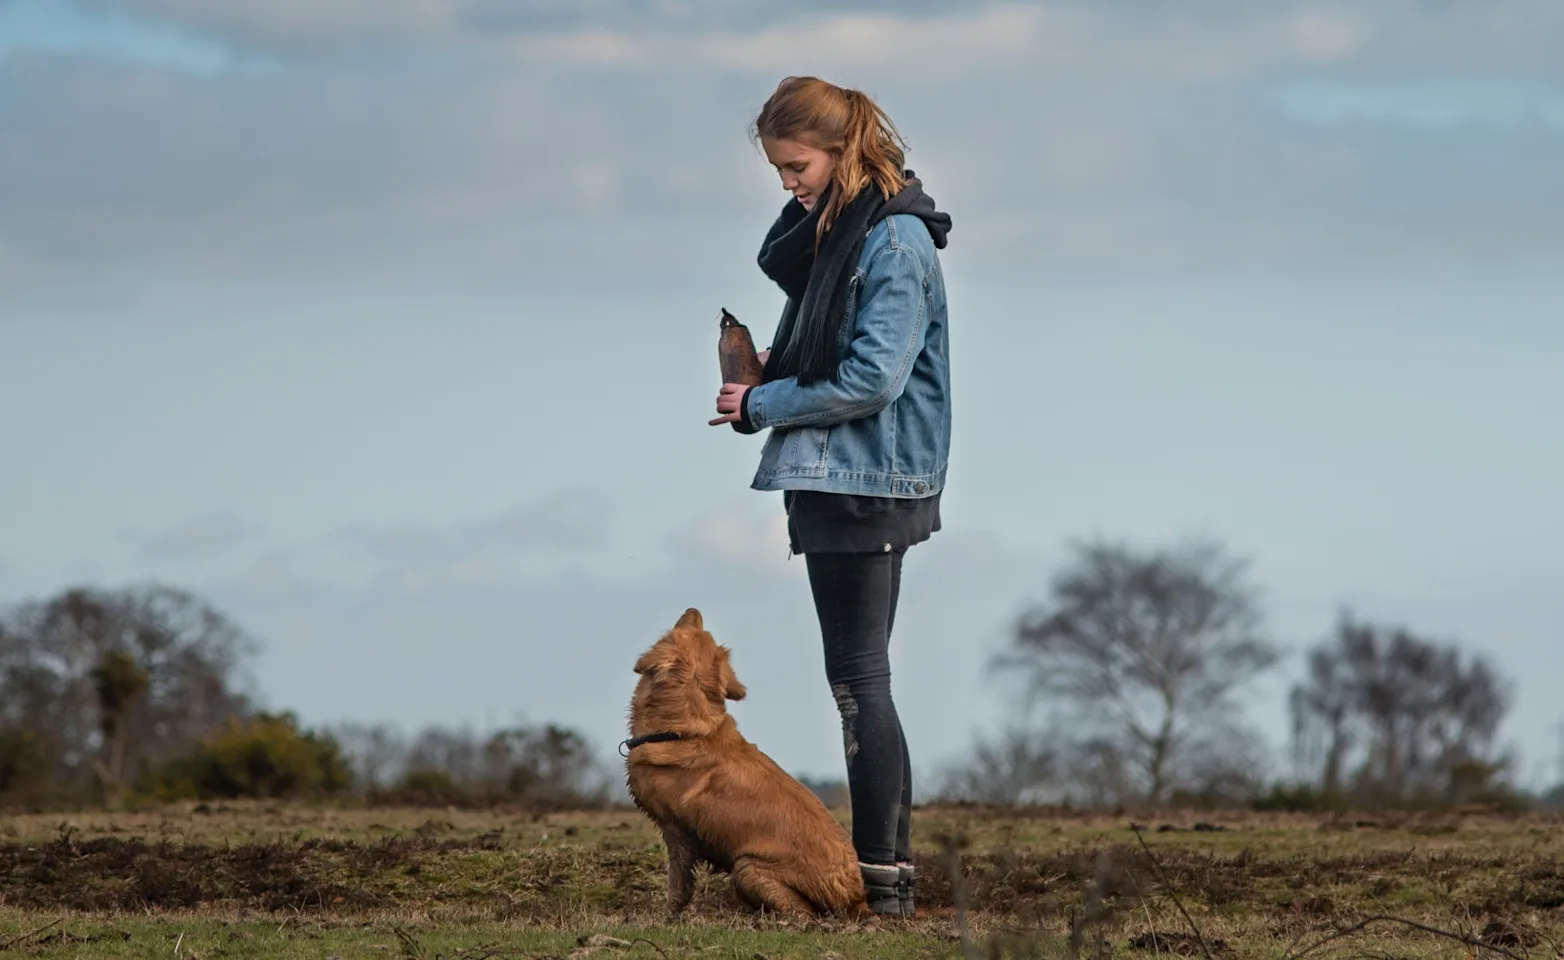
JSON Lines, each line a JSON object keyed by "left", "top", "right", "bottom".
{"left": 708, "top": 75, "right": 953, "bottom": 918}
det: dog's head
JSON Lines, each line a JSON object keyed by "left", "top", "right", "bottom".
{"left": 630, "top": 608, "right": 747, "bottom": 727}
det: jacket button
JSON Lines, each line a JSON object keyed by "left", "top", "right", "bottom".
{"left": 914, "top": 481, "right": 927, "bottom": 493}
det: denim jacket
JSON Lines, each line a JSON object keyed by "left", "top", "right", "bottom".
{"left": 741, "top": 212, "right": 950, "bottom": 498}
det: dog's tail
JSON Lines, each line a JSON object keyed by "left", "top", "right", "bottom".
{"left": 802, "top": 865, "right": 871, "bottom": 917}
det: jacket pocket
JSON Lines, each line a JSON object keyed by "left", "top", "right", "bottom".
{"left": 780, "top": 424, "right": 830, "bottom": 476}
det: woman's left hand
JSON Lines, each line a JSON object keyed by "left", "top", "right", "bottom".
{"left": 708, "top": 383, "right": 750, "bottom": 426}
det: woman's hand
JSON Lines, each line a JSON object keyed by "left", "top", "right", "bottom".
{"left": 708, "top": 383, "right": 750, "bottom": 426}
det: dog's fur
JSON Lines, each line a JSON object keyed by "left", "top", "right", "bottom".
{"left": 624, "top": 608, "right": 868, "bottom": 917}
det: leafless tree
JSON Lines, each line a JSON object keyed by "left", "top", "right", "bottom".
{"left": 1290, "top": 610, "right": 1514, "bottom": 803}
{"left": 933, "top": 724, "right": 1062, "bottom": 805}
{"left": 89, "top": 649, "right": 149, "bottom": 791}
{"left": 325, "top": 721, "right": 409, "bottom": 790}
{"left": 989, "top": 538, "right": 1281, "bottom": 805}
{"left": 484, "top": 723, "right": 612, "bottom": 804}
{"left": 359, "top": 720, "right": 615, "bottom": 805}
{"left": 1289, "top": 644, "right": 1356, "bottom": 794}
{"left": 0, "top": 584, "right": 259, "bottom": 794}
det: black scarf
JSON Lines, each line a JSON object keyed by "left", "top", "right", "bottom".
{"left": 756, "top": 171, "right": 951, "bottom": 387}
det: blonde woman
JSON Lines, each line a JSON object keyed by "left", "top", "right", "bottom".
{"left": 710, "top": 76, "right": 953, "bottom": 918}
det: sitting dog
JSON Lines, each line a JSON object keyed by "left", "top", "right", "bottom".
{"left": 624, "top": 607, "right": 868, "bottom": 917}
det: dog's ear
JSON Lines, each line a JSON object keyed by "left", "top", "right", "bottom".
{"left": 635, "top": 645, "right": 671, "bottom": 676}
{"left": 676, "top": 607, "right": 703, "bottom": 631}
{"left": 718, "top": 646, "right": 747, "bottom": 701}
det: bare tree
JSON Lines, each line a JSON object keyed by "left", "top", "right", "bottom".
{"left": 89, "top": 649, "right": 149, "bottom": 791}
{"left": 484, "top": 723, "right": 613, "bottom": 804}
{"left": 0, "top": 584, "right": 259, "bottom": 794}
{"left": 326, "top": 721, "right": 409, "bottom": 790}
{"left": 373, "top": 720, "right": 615, "bottom": 806}
{"left": 989, "top": 538, "right": 1280, "bottom": 805}
{"left": 933, "top": 724, "right": 1062, "bottom": 805}
{"left": 1290, "top": 610, "right": 1514, "bottom": 804}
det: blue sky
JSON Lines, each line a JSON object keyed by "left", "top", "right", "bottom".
{"left": 2, "top": 0, "right": 1561, "bottom": 791}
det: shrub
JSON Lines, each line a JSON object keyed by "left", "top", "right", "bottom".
{"left": 0, "top": 726, "right": 51, "bottom": 805}
{"left": 144, "top": 711, "right": 352, "bottom": 800}
{"left": 1249, "top": 783, "right": 1350, "bottom": 813}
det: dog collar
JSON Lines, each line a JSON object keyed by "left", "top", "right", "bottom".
{"left": 619, "top": 731, "right": 685, "bottom": 757}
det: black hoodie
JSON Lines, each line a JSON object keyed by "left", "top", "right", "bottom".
{"left": 755, "top": 171, "right": 951, "bottom": 389}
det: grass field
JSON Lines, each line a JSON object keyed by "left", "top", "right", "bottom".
{"left": 3, "top": 802, "right": 1562, "bottom": 958}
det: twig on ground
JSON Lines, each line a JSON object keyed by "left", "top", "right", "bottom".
{"left": 0, "top": 918, "right": 62, "bottom": 952}
{"left": 1130, "top": 825, "right": 1214, "bottom": 960}
{"left": 1067, "top": 849, "right": 1115, "bottom": 960}
{"left": 1284, "top": 914, "right": 1528, "bottom": 960}
{"left": 627, "top": 938, "right": 671, "bottom": 960}
{"left": 391, "top": 924, "right": 426, "bottom": 960}
{"left": 1130, "top": 874, "right": 1159, "bottom": 960}
{"left": 936, "top": 831, "right": 975, "bottom": 960}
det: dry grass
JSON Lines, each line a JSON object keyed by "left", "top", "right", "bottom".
{"left": 3, "top": 802, "right": 1563, "bottom": 958}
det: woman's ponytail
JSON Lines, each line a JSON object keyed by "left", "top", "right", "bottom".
{"left": 752, "top": 77, "right": 910, "bottom": 242}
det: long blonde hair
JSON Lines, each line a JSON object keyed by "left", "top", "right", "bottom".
{"left": 751, "top": 77, "right": 909, "bottom": 243}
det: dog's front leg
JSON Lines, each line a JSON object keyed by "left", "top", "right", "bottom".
{"left": 660, "top": 824, "right": 699, "bottom": 915}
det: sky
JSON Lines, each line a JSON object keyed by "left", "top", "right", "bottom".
{"left": 1, "top": 0, "right": 1561, "bottom": 792}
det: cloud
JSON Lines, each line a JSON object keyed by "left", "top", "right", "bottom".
{"left": 203, "top": 499, "right": 1053, "bottom": 780}
{"left": 324, "top": 488, "right": 616, "bottom": 589}
{"left": 192, "top": 492, "right": 1564, "bottom": 787}
{"left": 5, "top": 0, "right": 1562, "bottom": 304}
{"left": 0, "top": 0, "right": 234, "bottom": 73}
{"left": 509, "top": 5, "right": 1045, "bottom": 71}
{"left": 0, "top": 559, "right": 19, "bottom": 602}
{"left": 132, "top": 511, "right": 259, "bottom": 560}
{"left": 81, "top": 0, "right": 457, "bottom": 50}
{"left": 80, "top": 0, "right": 1009, "bottom": 51}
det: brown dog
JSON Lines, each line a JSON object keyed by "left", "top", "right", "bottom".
{"left": 624, "top": 608, "right": 867, "bottom": 917}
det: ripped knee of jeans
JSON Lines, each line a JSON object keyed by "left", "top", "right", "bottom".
{"left": 831, "top": 682, "right": 860, "bottom": 762}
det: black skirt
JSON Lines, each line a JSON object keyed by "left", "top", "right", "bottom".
{"left": 784, "top": 490, "right": 942, "bottom": 555}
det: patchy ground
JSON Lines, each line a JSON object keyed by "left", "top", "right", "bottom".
{"left": 1, "top": 803, "right": 1562, "bottom": 958}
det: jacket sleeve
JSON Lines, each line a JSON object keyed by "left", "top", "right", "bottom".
{"left": 744, "top": 239, "right": 929, "bottom": 431}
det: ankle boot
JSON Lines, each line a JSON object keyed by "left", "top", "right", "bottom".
{"left": 859, "top": 862, "right": 902, "bottom": 916}
{"left": 897, "top": 862, "right": 916, "bottom": 917}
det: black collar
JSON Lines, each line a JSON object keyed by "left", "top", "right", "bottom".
{"left": 619, "top": 731, "right": 685, "bottom": 757}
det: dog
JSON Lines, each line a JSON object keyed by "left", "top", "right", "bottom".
{"left": 623, "top": 607, "right": 868, "bottom": 918}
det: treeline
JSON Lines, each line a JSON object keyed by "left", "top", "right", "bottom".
{"left": 1, "top": 539, "right": 1556, "bottom": 815}
{"left": 0, "top": 585, "right": 616, "bottom": 810}
{"left": 934, "top": 538, "right": 1545, "bottom": 813}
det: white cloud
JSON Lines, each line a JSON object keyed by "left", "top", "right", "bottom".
{"left": 132, "top": 511, "right": 259, "bottom": 560}
{"left": 84, "top": 0, "right": 458, "bottom": 48}
{"left": 502, "top": 5, "right": 1045, "bottom": 72}
{"left": 572, "top": 160, "right": 619, "bottom": 213}
{"left": 6, "top": 0, "right": 1563, "bottom": 300}
{"left": 201, "top": 502, "right": 1052, "bottom": 780}
{"left": 1288, "top": 9, "right": 1366, "bottom": 61}
{"left": 324, "top": 488, "right": 616, "bottom": 589}
{"left": 669, "top": 496, "right": 802, "bottom": 578}
{"left": 698, "top": 5, "right": 1042, "bottom": 72}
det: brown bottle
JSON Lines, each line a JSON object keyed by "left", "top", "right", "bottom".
{"left": 717, "top": 308, "right": 765, "bottom": 387}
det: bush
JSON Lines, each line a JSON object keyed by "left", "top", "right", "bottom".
{"left": 143, "top": 711, "right": 352, "bottom": 800}
{"left": 0, "top": 727, "right": 51, "bottom": 805}
{"left": 361, "top": 723, "right": 616, "bottom": 810}
{"left": 384, "top": 768, "right": 467, "bottom": 806}
{"left": 1249, "top": 783, "right": 1350, "bottom": 813}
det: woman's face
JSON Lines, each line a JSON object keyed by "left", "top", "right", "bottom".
{"left": 761, "top": 136, "right": 835, "bottom": 212}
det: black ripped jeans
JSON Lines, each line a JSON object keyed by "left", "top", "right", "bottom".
{"left": 805, "top": 550, "right": 912, "bottom": 867}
